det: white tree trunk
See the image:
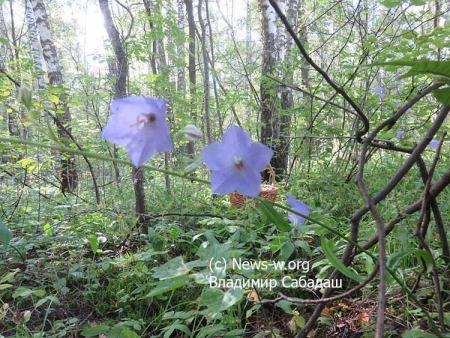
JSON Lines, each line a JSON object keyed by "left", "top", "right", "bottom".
{"left": 31, "top": 0, "right": 78, "bottom": 193}
{"left": 30, "top": 0, "right": 63, "bottom": 85}
{"left": 25, "top": 0, "right": 45, "bottom": 90}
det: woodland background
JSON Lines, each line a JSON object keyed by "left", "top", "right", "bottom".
{"left": 0, "top": 0, "right": 450, "bottom": 337}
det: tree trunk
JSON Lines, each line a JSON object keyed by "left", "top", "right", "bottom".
{"left": 99, "top": 0, "right": 148, "bottom": 229}
{"left": 185, "top": 0, "right": 196, "bottom": 155}
{"left": 259, "top": 0, "right": 282, "bottom": 180}
{"left": 278, "top": 0, "right": 299, "bottom": 178}
{"left": 25, "top": 0, "right": 45, "bottom": 91}
{"left": 31, "top": 0, "right": 78, "bottom": 193}
{"left": 0, "top": 5, "right": 20, "bottom": 140}
{"left": 204, "top": 0, "right": 223, "bottom": 137}
{"left": 143, "top": 0, "right": 172, "bottom": 196}
{"left": 198, "top": 0, "right": 212, "bottom": 144}
{"left": 177, "top": 0, "right": 186, "bottom": 94}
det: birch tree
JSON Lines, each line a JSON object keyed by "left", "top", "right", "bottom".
{"left": 31, "top": 0, "right": 78, "bottom": 193}
{"left": 198, "top": 0, "right": 212, "bottom": 144}
{"left": 259, "top": 0, "right": 284, "bottom": 179}
{"left": 25, "top": 0, "right": 45, "bottom": 91}
{"left": 185, "top": 0, "right": 196, "bottom": 154}
{"left": 0, "top": 3, "right": 20, "bottom": 140}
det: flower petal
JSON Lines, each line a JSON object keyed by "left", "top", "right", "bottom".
{"left": 222, "top": 125, "right": 252, "bottom": 151}
{"left": 245, "top": 142, "right": 274, "bottom": 172}
{"left": 286, "top": 194, "right": 311, "bottom": 225}
{"left": 201, "top": 142, "right": 235, "bottom": 171}
{"left": 210, "top": 170, "right": 237, "bottom": 194}
{"left": 126, "top": 136, "right": 156, "bottom": 168}
{"left": 234, "top": 168, "right": 262, "bottom": 197}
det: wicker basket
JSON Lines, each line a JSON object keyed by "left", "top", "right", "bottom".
{"left": 230, "top": 164, "right": 278, "bottom": 208}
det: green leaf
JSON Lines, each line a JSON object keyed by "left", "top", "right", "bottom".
{"left": 275, "top": 300, "right": 294, "bottom": 313}
{"left": 403, "top": 328, "right": 439, "bottom": 338}
{"left": 432, "top": 88, "right": 450, "bottom": 105}
{"left": 152, "top": 256, "right": 190, "bottom": 280}
{"left": 184, "top": 157, "right": 203, "bottom": 174}
{"left": 201, "top": 287, "right": 243, "bottom": 312}
{"left": 162, "top": 322, "right": 192, "bottom": 338}
{"left": 380, "top": 0, "right": 402, "bottom": 7}
{"left": 145, "top": 276, "right": 188, "bottom": 297}
{"left": 108, "top": 326, "right": 140, "bottom": 338}
{"left": 0, "top": 284, "right": 12, "bottom": 290}
{"left": 88, "top": 234, "right": 99, "bottom": 253}
{"left": 387, "top": 249, "right": 433, "bottom": 274}
{"left": 373, "top": 60, "right": 450, "bottom": 79}
{"left": 321, "top": 237, "right": 365, "bottom": 283}
{"left": 0, "top": 221, "right": 13, "bottom": 244}
{"left": 81, "top": 323, "right": 110, "bottom": 337}
{"left": 278, "top": 241, "right": 295, "bottom": 261}
{"left": 410, "top": 0, "right": 427, "bottom": 5}
{"left": 259, "top": 199, "right": 291, "bottom": 232}
{"left": 48, "top": 94, "right": 59, "bottom": 104}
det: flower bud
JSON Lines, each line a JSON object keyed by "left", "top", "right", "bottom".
{"left": 18, "top": 86, "right": 33, "bottom": 110}
{"left": 183, "top": 124, "right": 203, "bottom": 141}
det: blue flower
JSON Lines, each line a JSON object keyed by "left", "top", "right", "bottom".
{"left": 430, "top": 140, "right": 439, "bottom": 150}
{"left": 397, "top": 130, "right": 404, "bottom": 139}
{"left": 201, "top": 125, "right": 273, "bottom": 197}
{"left": 102, "top": 96, "right": 174, "bottom": 167}
{"left": 375, "top": 85, "right": 385, "bottom": 100}
{"left": 286, "top": 195, "right": 311, "bottom": 226}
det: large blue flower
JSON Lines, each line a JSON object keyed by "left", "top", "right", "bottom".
{"left": 102, "top": 96, "right": 174, "bottom": 167}
{"left": 201, "top": 125, "right": 273, "bottom": 197}
{"left": 286, "top": 194, "right": 311, "bottom": 226}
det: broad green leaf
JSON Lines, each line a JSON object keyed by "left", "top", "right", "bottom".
{"left": 35, "top": 295, "right": 60, "bottom": 308}
{"left": 321, "top": 237, "right": 365, "bottom": 283}
{"left": 0, "top": 284, "right": 12, "bottom": 290}
{"left": 432, "top": 88, "right": 450, "bottom": 105}
{"left": 403, "top": 328, "right": 439, "bottom": 338}
{"left": 81, "top": 323, "right": 110, "bottom": 337}
{"left": 259, "top": 199, "right": 291, "bottom": 232}
{"left": 0, "top": 221, "right": 13, "bottom": 244}
{"left": 387, "top": 249, "right": 433, "bottom": 274}
{"left": 145, "top": 276, "right": 188, "bottom": 297}
{"left": 410, "top": 0, "right": 427, "bottom": 5}
{"left": 152, "top": 256, "right": 190, "bottom": 280}
{"left": 276, "top": 300, "right": 294, "bottom": 313}
{"left": 108, "top": 326, "right": 140, "bottom": 338}
{"left": 201, "top": 287, "right": 243, "bottom": 312}
{"left": 373, "top": 60, "right": 450, "bottom": 79}
{"left": 48, "top": 94, "right": 59, "bottom": 104}
{"left": 278, "top": 241, "right": 295, "bottom": 261}
{"left": 163, "top": 322, "right": 192, "bottom": 338}
{"left": 380, "top": 0, "right": 402, "bottom": 7}
{"left": 88, "top": 234, "right": 99, "bottom": 253}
